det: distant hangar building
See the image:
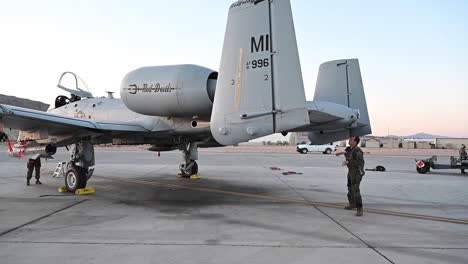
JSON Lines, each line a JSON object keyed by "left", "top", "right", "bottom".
{"left": 436, "top": 138, "right": 468, "bottom": 149}
{"left": 361, "top": 137, "right": 468, "bottom": 149}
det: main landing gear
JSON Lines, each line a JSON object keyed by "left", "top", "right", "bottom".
{"left": 65, "top": 140, "right": 95, "bottom": 192}
{"left": 179, "top": 142, "right": 199, "bottom": 178}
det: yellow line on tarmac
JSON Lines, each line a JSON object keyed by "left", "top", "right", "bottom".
{"left": 98, "top": 176, "right": 468, "bottom": 225}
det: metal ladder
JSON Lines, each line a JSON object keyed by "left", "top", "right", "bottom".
{"left": 52, "top": 162, "right": 67, "bottom": 178}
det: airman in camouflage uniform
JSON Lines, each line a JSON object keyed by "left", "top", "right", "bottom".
{"left": 460, "top": 144, "right": 467, "bottom": 174}
{"left": 337, "top": 137, "right": 365, "bottom": 216}
{"left": 26, "top": 157, "right": 42, "bottom": 186}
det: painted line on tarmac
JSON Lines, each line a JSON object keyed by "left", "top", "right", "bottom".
{"left": 96, "top": 176, "right": 468, "bottom": 225}
{"left": 0, "top": 199, "right": 87, "bottom": 237}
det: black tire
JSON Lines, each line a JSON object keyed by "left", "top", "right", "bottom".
{"left": 191, "top": 160, "right": 198, "bottom": 175}
{"left": 324, "top": 148, "right": 332, "bottom": 154}
{"left": 65, "top": 166, "right": 87, "bottom": 192}
{"left": 180, "top": 160, "right": 198, "bottom": 177}
{"left": 300, "top": 149, "right": 308, "bottom": 154}
{"left": 416, "top": 165, "right": 429, "bottom": 174}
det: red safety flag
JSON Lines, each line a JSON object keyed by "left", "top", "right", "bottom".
{"left": 18, "top": 140, "right": 27, "bottom": 159}
{"left": 7, "top": 138, "right": 13, "bottom": 153}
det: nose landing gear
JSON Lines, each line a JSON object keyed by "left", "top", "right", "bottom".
{"left": 64, "top": 140, "right": 95, "bottom": 192}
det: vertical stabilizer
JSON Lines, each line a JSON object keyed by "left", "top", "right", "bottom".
{"left": 308, "top": 59, "right": 372, "bottom": 143}
{"left": 211, "top": 0, "right": 309, "bottom": 146}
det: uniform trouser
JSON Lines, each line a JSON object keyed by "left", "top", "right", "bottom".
{"left": 27, "top": 159, "right": 41, "bottom": 180}
{"left": 461, "top": 157, "right": 467, "bottom": 173}
{"left": 347, "top": 169, "right": 363, "bottom": 208}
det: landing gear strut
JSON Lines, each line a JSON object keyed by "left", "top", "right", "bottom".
{"left": 179, "top": 142, "right": 199, "bottom": 178}
{"left": 65, "top": 140, "right": 95, "bottom": 192}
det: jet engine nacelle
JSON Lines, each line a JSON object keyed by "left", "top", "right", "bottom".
{"left": 120, "top": 64, "right": 218, "bottom": 118}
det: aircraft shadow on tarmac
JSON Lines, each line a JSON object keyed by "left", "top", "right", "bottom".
{"left": 55, "top": 175, "right": 359, "bottom": 245}
{"left": 91, "top": 174, "right": 282, "bottom": 208}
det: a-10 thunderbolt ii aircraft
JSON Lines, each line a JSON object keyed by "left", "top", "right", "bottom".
{"left": 0, "top": 0, "right": 371, "bottom": 192}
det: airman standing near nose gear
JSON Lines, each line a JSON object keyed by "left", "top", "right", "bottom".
{"left": 336, "top": 137, "right": 365, "bottom": 216}
{"left": 460, "top": 144, "right": 467, "bottom": 175}
{"left": 26, "top": 157, "right": 42, "bottom": 186}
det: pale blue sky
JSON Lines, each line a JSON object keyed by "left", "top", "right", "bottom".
{"left": 0, "top": 0, "right": 467, "bottom": 136}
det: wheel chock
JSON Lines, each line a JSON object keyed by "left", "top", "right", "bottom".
{"left": 75, "top": 187, "right": 96, "bottom": 195}
{"left": 58, "top": 186, "right": 69, "bottom": 193}
{"left": 190, "top": 174, "right": 201, "bottom": 180}
{"left": 177, "top": 173, "right": 201, "bottom": 179}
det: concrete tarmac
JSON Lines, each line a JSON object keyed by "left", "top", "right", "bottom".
{"left": 0, "top": 148, "right": 467, "bottom": 264}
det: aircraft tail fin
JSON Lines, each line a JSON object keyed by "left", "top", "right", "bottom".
{"left": 211, "top": 0, "right": 309, "bottom": 146}
{"left": 307, "top": 59, "right": 372, "bottom": 144}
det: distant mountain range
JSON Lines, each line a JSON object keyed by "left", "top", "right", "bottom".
{"left": 386, "top": 133, "right": 451, "bottom": 139}
{"left": 0, "top": 94, "right": 49, "bottom": 140}
{"left": 0, "top": 94, "right": 49, "bottom": 111}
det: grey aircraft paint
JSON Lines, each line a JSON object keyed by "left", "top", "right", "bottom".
{"left": 0, "top": 0, "right": 371, "bottom": 178}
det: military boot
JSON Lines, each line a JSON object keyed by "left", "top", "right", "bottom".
{"left": 35, "top": 180, "right": 42, "bottom": 185}
{"left": 344, "top": 204, "right": 356, "bottom": 210}
{"left": 356, "top": 208, "right": 363, "bottom": 217}
{"left": 26, "top": 179, "right": 30, "bottom": 186}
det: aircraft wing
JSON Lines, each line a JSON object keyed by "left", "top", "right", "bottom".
{"left": 0, "top": 104, "right": 150, "bottom": 140}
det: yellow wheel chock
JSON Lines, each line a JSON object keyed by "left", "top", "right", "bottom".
{"left": 58, "top": 186, "right": 96, "bottom": 195}
{"left": 58, "top": 186, "right": 69, "bottom": 193}
{"left": 190, "top": 174, "right": 201, "bottom": 180}
{"left": 177, "top": 173, "right": 202, "bottom": 179}
{"left": 75, "top": 187, "right": 96, "bottom": 195}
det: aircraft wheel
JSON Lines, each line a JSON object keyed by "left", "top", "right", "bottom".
{"left": 191, "top": 160, "right": 199, "bottom": 175}
{"left": 180, "top": 160, "right": 198, "bottom": 177}
{"left": 416, "top": 165, "right": 429, "bottom": 174}
{"left": 300, "top": 149, "right": 308, "bottom": 154}
{"left": 65, "top": 166, "right": 88, "bottom": 192}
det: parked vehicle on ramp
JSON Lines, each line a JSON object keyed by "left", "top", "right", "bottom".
{"left": 296, "top": 143, "right": 337, "bottom": 154}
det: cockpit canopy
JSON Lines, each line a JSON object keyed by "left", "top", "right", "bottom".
{"left": 54, "top": 72, "right": 93, "bottom": 109}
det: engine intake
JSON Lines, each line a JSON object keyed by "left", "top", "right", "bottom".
{"left": 120, "top": 64, "right": 217, "bottom": 117}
